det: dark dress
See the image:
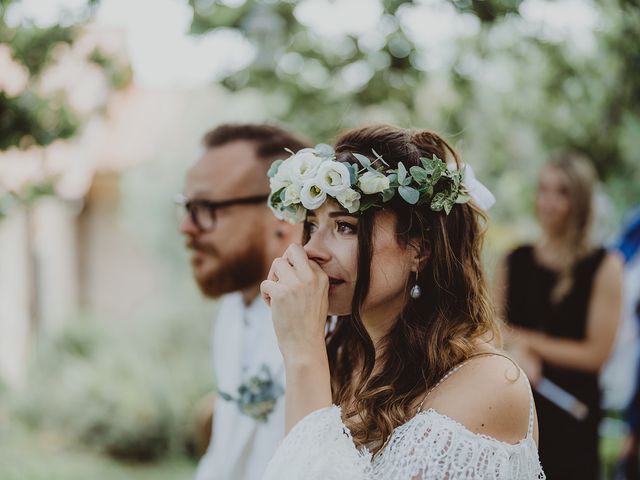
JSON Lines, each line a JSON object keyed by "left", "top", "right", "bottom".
{"left": 506, "top": 245, "right": 607, "bottom": 480}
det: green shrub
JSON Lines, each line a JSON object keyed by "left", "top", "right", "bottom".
{"left": 13, "top": 306, "right": 214, "bottom": 461}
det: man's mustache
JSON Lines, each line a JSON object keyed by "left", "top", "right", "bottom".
{"left": 186, "top": 239, "right": 217, "bottom": 255}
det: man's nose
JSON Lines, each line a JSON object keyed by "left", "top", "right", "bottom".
{"left": 179, "top": 215, "right": 199, "bottom": 236}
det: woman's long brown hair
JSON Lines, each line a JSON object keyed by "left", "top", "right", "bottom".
{"left": 304, "top": 125, "right": 501, "bottom": 453}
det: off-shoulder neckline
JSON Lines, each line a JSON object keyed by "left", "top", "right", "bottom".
{"left": 417, "top": 408, "right": 534, "bottom": 448}
{"left": 361, "top": 407, "right": 534, "bottom": 460}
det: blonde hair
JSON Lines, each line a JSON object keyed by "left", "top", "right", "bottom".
{"left": 543, "top": 152, "right": 597, "bottom": 302}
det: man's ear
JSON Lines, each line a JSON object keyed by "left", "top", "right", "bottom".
{"left": 274, "top": 220, "right": 303, "bottom": 244}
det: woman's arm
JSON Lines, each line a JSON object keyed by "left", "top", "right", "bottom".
{"left": 261, "top": 244, "right": 333, "bottom": 433}
{"left": 519, "top": 251, "right": 624, "bottom": 373}
{"left": 281, "top": 341, "right": 332, "bottom": 433}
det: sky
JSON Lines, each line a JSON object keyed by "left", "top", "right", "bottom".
{"left": 4, "top": 0, "right": 599, "bottom": 88}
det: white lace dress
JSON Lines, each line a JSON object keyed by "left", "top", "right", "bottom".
{"left": 262, "top": 365, "right": 545, "bottom": 480}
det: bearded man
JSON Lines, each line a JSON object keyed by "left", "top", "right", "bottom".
{"left": 178, "top": 124, "right": 308, "bottom": 480}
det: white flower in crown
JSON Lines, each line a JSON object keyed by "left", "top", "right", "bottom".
{"left": 316, "top": 160, "right": 352, "bottom": 196}
{"left": 289, "top": 150, "right": 323, "bottom": 186}
{"left": 270, "top": 170, "right": 290, "bottom": 192}
{"left": 281, "top": 204, "right": 306, "bottom": 224}
{"left": 269, "top": 198, "right": 306, "bottom": 224}
{"left": 269, "top": 157, "right": 293, "bottom": 192}
{"left": 267, "top": 144, "right": 496, "bottom": 222}
{"left": 300, "top": 180, "right": 327, "bottom": 210}
{"left": 358, "top": 171, "right": 390, "bottom": 195}
{"left": 282, "top": 183, "right": 302, "bottom": 206}
{"left": 335, "top": 187, "right": 361, "bottom": 213}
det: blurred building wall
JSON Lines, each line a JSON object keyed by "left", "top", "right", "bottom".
{"left": 0, "top": 211, "right": 33, "bottom": 385}
{"left": 0, "top": 81, "right": 256, "bottom": 386}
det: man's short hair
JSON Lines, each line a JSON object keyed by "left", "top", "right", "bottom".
{"left": 203, "top": 123, "right": 311, "bottom": 162}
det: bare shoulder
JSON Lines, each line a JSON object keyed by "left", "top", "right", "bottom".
{"left": 427, "top": 355, "right": 533, "bottom": 444}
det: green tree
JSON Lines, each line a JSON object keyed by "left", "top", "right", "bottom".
{"left": 0, "top": 0, "right": 132, "bottom": 219}
{"left": 187, "top": 0, "right": 639, "bottom": 217}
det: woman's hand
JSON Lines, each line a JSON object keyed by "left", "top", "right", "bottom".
{"left": 261, "top": 243, "right": 329, "bottom": 361}
{"left": 507, "top": 343, "right": 542, "bottom": 386}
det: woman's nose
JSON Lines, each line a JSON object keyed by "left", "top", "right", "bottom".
{"left": 303, "top": 233, "right": 331, "bottom": 265}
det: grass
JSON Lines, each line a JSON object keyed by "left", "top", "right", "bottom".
{"left": 0, "top": 422, "right": 197, "bottom": 480}
{"left": 0, "top": 405, "right": 630, "bottom": 480}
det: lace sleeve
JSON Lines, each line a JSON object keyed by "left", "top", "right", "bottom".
{"left": 262, "top": 405, "right": 370, "bottom": 480}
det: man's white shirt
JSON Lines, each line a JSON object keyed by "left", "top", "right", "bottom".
{"left": 195, "top": 292, "right": 285, "bottom": 480}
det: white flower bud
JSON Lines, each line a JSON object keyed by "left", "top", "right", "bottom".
{"left": 335, "top": 188, "right": 361, "bottom": 213}
{"left": 358, "top": 171, "right": 390, "bottom": 195}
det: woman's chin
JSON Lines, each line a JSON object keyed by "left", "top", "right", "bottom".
{"left": 327, "top": 302, "right": 351, "bottom": 317}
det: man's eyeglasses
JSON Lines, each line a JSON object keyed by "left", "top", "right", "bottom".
{"left": 175, "top": 193, "right": 270, "bottom": 232}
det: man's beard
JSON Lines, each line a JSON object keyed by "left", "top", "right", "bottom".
{"left": 189, "top": 238, "right": 268, "bottom": 298}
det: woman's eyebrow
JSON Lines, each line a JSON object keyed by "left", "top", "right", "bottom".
{"left": 328, "top": 211, "right": 358, "bottom": 218}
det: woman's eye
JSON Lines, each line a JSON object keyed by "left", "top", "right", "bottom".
{"left": 304, "top": 221, "right": 318, "bottom": 233}
{"left": 336, "top": 221, "right": 357, "bottom": 234}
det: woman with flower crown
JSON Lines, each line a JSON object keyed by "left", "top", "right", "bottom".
{"left": 259, "top": 125, "right": 545, "bottom": 479}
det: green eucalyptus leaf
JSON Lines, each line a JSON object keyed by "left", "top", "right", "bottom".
{"left": 420, "top": 157, "right": 435, "bottom": 173}
{"left": 431, "top": 168, "right": 443, "bottom": 184}
{"left": 267, "top": 159, "right": 283, "bottom": 177}
{"left": 314, "top": 143, "right": 334, "bottom": 158}
{"left": 455, "top": 193, "right": 472, "bottom": 204}
{"left": 353, "top": 153, "right": 371, "bottom": 169}
{"left": 347, "top": 163, "right": 358, "bottom": 185}
{"left": 397, "top": 162, "right": 407, "bottom": 184}
{"left": 398, "top": 186, "right": 419, "bottom": 204}
{"left": 431, "top": 192, "right": 446, "bottom": 211}
{"left": 409, "top": 166, "right": 428, "bottom": 183}
{"left": 419, "top": 184, "right": 434, "bottom": 197}
{"left": 382, "top": 188, "right": 395, "bottom": 202}
{"left": 444, "top": 199, "right": 454, "bottom": 215}
{"left": 387, "top": 173, "right": 398, "bottom": 186}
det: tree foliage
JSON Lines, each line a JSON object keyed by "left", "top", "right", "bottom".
{"left": 187, "top": 0, "right": 640, "bottom": 217}
{"left": 0, "top": 0, "right": 131, "bottom": 218}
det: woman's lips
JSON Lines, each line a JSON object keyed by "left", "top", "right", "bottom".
{"left": 328, "top": 277, "right": 345, "bottom": 290}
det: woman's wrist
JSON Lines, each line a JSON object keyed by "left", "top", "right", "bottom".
{"left": 520, "top": 330, "right": 545, "bottom": 354}
{"left": 282, "top": 340, "right": 329, "bottom": 372}
{"left": 279, "top": 330, "right": 326, "bottom": 358}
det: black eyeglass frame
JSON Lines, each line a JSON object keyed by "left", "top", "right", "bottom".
{"left": 175, "top": 193, "right": 270, "bottom": 231}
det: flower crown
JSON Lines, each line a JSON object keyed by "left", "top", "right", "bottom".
{"left": 267, "top": 144, "right": 480, "bottom": 224}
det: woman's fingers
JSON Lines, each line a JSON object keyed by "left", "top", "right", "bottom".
{"left": 262, "top": 256, "right": 300, "bottom": 307}
{"left": 272, "top": 257, "right": 297, "bottom": 284}
{"left": 283, "top": 244, "right": 313, "bottom": 276}
{"left": 307, "top": 258, "right": 329, "bottom": 286}
{"left": 283, "top": 244, "right": 329, "bottom": 290}
{"left": 261, "top": 279, "right": 276, "bottom": 306}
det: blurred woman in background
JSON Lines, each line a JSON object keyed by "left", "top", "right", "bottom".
{"left": 494, "top": 152, "right": 623, "bottom": 479}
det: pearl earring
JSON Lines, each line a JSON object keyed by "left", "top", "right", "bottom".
{"left": 410, "top": 271, "right": 422, "bottom": 299}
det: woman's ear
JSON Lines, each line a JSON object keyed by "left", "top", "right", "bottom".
{"left": 409, "top": 240, "right": 430, "bottom": 272}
